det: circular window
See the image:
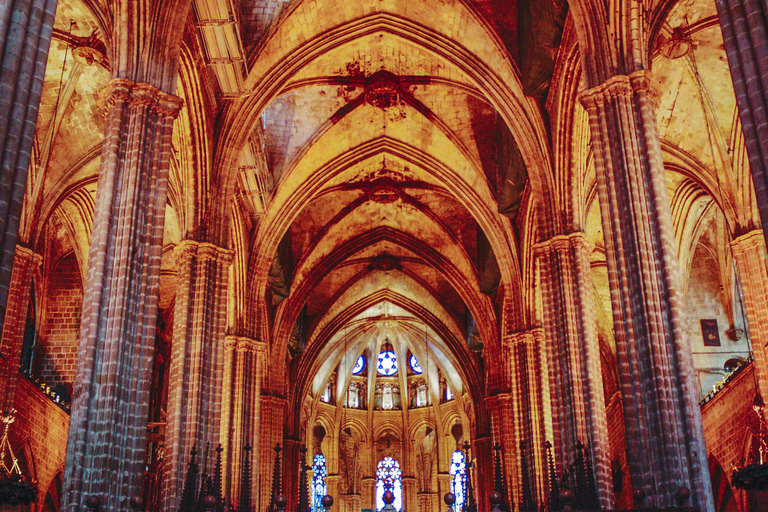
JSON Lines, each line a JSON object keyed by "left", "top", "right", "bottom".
{"left": 377, "top": 350, "right": 398, "bottom": 376}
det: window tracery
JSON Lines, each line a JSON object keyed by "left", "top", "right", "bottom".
{"left": 375, "top": 456, "right": 403, "bottom": 511}
{"left": 312, "top": 454, "right": 327, "bottom": 512}
{"left": 450, "top": 450, "right": 467, "bottom": 511}
{"left": 377, "top": 350, "right": 398, "bottom": 376}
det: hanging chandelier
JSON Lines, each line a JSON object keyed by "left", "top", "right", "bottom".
{"left": 0, "top": 410, "right": 37, "bottom": 505}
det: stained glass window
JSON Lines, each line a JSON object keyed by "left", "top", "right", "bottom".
{"left": 409, "top": 354, "right": 422, "bottom": 374}
{"left": 450, "top": 451, "right": 467, "bottom": 511}
{"left": 377, "top": 350, "right": 398, "bottom": 376}
{"left": 352, "top": 355, "right": 366, "bottom": 375}
{"left": 312, "top": 455, "right": 327, "bottom": 512}
{"left": 375, "top": 457, "right": 403, "bottom": 510}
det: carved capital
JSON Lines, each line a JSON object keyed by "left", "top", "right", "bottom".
{"left": 99, "top": 78, "right": 184, "bottom": 118}
{"left": 501, "top": 328, "right": 544, "bottom": 347}
{"left": 225, "top": 334, "right": 267, "bottom": 355}
{"left": 578, "top": 70, "right": 660, "bottom": 111}
{"left": 174, "top": 240, "right": 234, "bottom": 270}
{"left": 731, "top": 229, "right": 767, "bottom": 259}
{"left": 533, "top": 232, "right": 593, "bottom": 256}
{"left": 13, "top": 245, "right": 42, "bottom": 268}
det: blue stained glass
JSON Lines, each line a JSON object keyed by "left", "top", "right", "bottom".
{"left": 312, "top": 455, "right": 327, "bottom": 512}
{"left": 377, "top": 350, "right": 398, "bottom": 376}
{"left": 352, "top": 355, "right": 366, "bottom": 375}
{"left": 409, "top": 354, "right": 423, "bottom": 374}
{"left": 375, "top": 457, "right": 402, "bottom": 510}
{"left": 450, "top": 451, "right": 467, "bottom": 511}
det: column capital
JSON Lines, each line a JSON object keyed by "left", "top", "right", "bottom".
{"left": 533, "top": 232, "right": 593, "bottom": 256}
{"left": 487, "top": 391, "right": 514, "bottom": 404}
{"left": 501, "top": 328, "right": 544, "bottom": 347}
{"left": 578, "top": 70, "right": 660, "bottom": 111}
{"left": 174, "top": 239, "right": 234, "bottom": 268}
{"left": 13, "top": 245, "right": 42, "bottom": 268}
{"left": 99, "top": 78, "right": 184, "bottom": 118}
{"left": 731, "top": 229, "right": 767, "bottom": 257}
{"left": 225, "top": 334, "right": 268, "bottom": 354}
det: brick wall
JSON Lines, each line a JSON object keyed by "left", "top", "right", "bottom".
{"left": 9, "top": 376, "right": 70, "bottom": 507}
{"left": 37, "top": 252, "right": 82, "bottom": 393}
{"left": 700, "top": 363, "right": 760, "bottom": 511}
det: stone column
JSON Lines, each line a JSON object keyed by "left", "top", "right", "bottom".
{"left": 284, "top": 437, "right": 303, "bottom": 512}
{"left": 485, "top": 393, "right": 516, "bottom": 506}
{"left": 0, "top": 245, "right": 39, "bottom": 411}
{"left": 362, "top": 476, "right": 376, "bottom": 509}
{"left": 578, "top": 71, "right": 713, "bottom": 511}
{"left": 62, "top": 79, "right": 183, "bottom": 511}
{"left": 161, "top": 240, "right": 233, "bottom": 510}
{"left": 472, "top": 436, "right": 493, "bottom": 512}
{"left": 535, "top": 232, "right": 612, "bottom": 507}
{"left": 223, "top": 335, "right": 267, "bottom": 506}
{"left": 731, "top": 230, "right": 768, "bottom": 401}
{"left": 260, "top": 395, "right": 287, "bottom": 512}
{"left": 0, "top": 0, "right": 57, "bottom": 337}
{"left": 401, "top": 475, "right": 416, "bottom": 512}
{"left": 436, "top": 473, "right": 451, "bottom": 506}
{"left": 714, "top": 0, "right": 768, "bottom": 246}
{"left": 340, "top": 493, "right": 361, "bottom": 512}
{"left": 498, "top": 330, "right": 547, "bottom": 507}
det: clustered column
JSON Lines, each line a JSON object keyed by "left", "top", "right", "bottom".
{"left": 222, "top": 335, "right": 267, "bottom": 506}
{"left": 535, "top": 232, "right": 612, "bottom": 508}
{"left": 63, "top": 79, "right": 183, "bottom": 511}
{"left": 496, "top": 329, "right": 547, "bottom": 508}
{"left": 0, "top": 0, "right": 57, "bottom": 337}
{"left": 0, "top": 245, "right": 40, "bottom": 411}
{"left": 731, "top": 230, "right": 768, "bottom": 401}
{"left": 579, "top": 71, "right": 713, "bottom": 511}
{"left": 162, "top": 240, "right": 233, "bottom": 511}
{"left": 260, "top": 395, "right": 287, "bottom": 511}
{"left": 714, "top": 0, "right": 768, "bottom": 245}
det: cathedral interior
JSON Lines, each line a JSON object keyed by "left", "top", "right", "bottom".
{"left": 2, "top": 0, "right": 768, "bottom": 511}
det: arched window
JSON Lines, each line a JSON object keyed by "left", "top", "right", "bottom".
{"left": 312, "top": 454, "right": 327, "bottom": 512}
{"left": 450, "top": 450, "right": 467, "bottom": 511}
{"left": 375, "top": 457, "right": 403, "bottom": 510}
{"left": 409, "top": 354, "right": 422, "bottom": 374}
{"left": 352, "top": 355, "right": 366, "bottom": 375}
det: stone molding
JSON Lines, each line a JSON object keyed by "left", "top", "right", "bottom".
{"left": 99, "top": 78, "right": 184, "bottom": 118}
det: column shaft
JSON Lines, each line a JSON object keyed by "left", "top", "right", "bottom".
{"left": 535, "top": 232, "right": 612, "bottom": 507}
{"left": 732, "top": 230, "right": 768, "bottom": 401}
{"left": 63, "top": 79, "right": 183, "bottom": 511}
{"left": 714, "top": 0, "right": 768, "bottom": 245}
{"left": 162, "top": 240, "right": 233, "bottom": 510}
{"left": 0, "top": 0, "right": 57, "bottom": 336}
{"left": 579, "top": 71, "right": 713, "bottom": 510}
{"left": 260, "top": 395, "right": 287, "bottom": 512}
{"left": 497, "top": 330, "right": 548, "bottom": 508}
{"left": 224, "top": 335, "right": 267, "bottom": 505}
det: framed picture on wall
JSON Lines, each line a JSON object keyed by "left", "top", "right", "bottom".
{"left": 701, "top": 319, "right": 721, "bottom": 347}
